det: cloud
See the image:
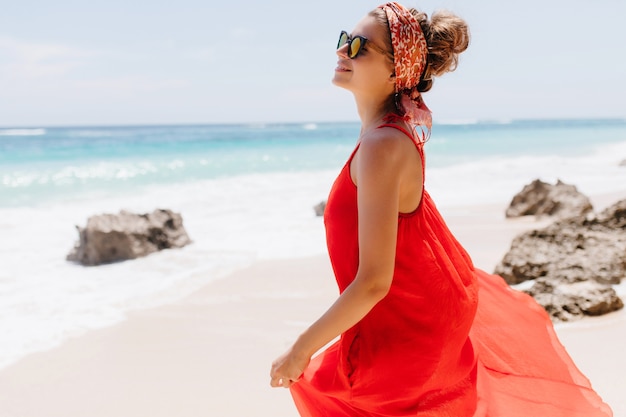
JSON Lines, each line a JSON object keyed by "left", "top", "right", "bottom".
{"left": 73, "top": 76, "right": 189, "bottom": 96}
{"left": 0, "top": 36, "right": 97, "bottom": 78}
{"left": 0, "top": 35, "right": 190, "bottom": 105}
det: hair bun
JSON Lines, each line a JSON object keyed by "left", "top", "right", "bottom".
{"left": 412, "top": 9, "right": 470, "bottom": 92}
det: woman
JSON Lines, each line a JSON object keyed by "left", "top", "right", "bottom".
{"left": 270, "top": 3, "right": 613, "bottom": 416}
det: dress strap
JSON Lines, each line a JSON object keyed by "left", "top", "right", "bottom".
{"left": 346, "top": 142, "right": 361, "bottom": 165}
{"left": 377, "top": 123, "right": 415, "bottom": 141}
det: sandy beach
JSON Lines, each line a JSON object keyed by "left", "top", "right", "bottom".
{"left": 0, "top": 193, "right": 624, "bottom": 417}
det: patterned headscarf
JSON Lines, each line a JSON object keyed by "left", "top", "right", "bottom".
{"left": 379, "top": 2, "right": 432, "bottom": 140}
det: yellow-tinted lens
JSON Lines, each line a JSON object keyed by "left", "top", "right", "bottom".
{"left": 338, "top": 32, "right": 349, "bottom": 49}
{"left": 349, "top": 37, "right": 361, "bottom": 58}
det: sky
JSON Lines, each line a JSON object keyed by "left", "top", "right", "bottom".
{"left": 1, "top": 0, "right": 625, "bottom": 126}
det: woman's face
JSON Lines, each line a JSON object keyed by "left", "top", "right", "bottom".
{"left": 332, "top": 15, "right": 395, "bottom": 99}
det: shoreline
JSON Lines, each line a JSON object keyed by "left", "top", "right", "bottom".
{"left": 0, "top": 193, "right": 625, "bottom": 416}
{"left": 0, "top": 256, "right": 336, "bottom": 417}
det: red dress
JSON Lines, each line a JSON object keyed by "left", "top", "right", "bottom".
{"left": 289, "top": 123, "right": 613, "bottom": 417}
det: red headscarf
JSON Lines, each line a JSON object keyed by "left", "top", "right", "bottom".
{"left": 379, "top": 2, "right": 432, "bottom": 141}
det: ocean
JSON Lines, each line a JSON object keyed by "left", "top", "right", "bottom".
{"left": 1, "top": 119, "right": 626, "bottom": 370}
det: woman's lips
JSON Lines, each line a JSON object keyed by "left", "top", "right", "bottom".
{"left": 335, "top": 62, "right": 351, "bottom": 72}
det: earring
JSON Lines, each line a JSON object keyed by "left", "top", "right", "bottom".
{"left": 394, "top": 93, "right": 401, "bottom": 112}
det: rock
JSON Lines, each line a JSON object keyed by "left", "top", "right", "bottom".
{"left": 67, "top": 209, "right": 192, "bottom": 266}
{"left": 619, "top": 159, "right": 626, "bottom": 167}
{"left": 527, "top": 278, "right": 624, "bottom": 322}
{"left": 594, "top": 198, "right": 626, "bottom": 229}
{"left": 496, "top": 199, "right": 626, "bottom": 320}
{"left": 495, "top": 217, "right": 626, "bottom": 285}
{"left": 313, "top": 201, "right": 326, "bottom": 217}
{"left": 505, "top": 179, "right": 593, "bottom": 219}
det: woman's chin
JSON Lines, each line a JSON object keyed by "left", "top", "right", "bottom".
{"left": 331, "top": 75, "right": 350, "bottom": 90}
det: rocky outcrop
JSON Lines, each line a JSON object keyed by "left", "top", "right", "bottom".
{"left": 505, "top": 179, "right": 593, "bottom": 219}
{"left": 495, "top": 217, "right": 626, "bottom": 286}
{"left": 313, "top": 201, "right": 326, "bottom": 217}
{"left": 496, "top": 199, "right": 626, "bottom": 321}
{"left": 595, "top": 198, "right": 626, "bottom": 229}
{"left": 67, "top": 209, "right": 192, "bottom": 266}
{"left": 526, "top": 279, "right": 623, "bottom": 322}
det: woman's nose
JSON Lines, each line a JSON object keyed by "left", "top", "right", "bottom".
{"left": 336, "top": 43, "right": 349, "bottom": 58}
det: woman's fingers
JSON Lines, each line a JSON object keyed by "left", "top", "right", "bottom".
{"left": 270, "top": 348, "right": 306, "bottom": 388}
{"left": 270, "top": 375, "right": 294, "bottom": 388}
{"left": 270, "top": 363, "right": 289, "bottom": 388}
{"left": 270, "top": 375, "right": 282, "bottom": 387}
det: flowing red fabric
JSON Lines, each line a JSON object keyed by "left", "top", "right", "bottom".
{"left": 289, "top": 124, "right": 613, "bottom": 416}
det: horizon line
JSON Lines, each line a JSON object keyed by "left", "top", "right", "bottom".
{"left": 1, "top": 116, "right": 626, "bottom": 130}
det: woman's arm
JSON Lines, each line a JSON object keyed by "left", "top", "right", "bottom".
{"left": 270, "top": 128, "right": 421, "bottom": 388}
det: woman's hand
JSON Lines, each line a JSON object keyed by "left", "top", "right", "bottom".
{"left": 270, "top": 346, "right": 310, "bottom": 389}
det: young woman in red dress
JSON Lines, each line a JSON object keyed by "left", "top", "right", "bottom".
{"left": 270, "top": 3, "right": 613, "bottom": 416}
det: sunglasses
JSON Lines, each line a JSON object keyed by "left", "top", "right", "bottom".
{"left": 337, "top": 30, "right": 389, "bottom": 59}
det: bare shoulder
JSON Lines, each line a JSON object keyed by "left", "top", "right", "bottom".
{"left": 358, "top": 125, "right": 418, "bottom": 164}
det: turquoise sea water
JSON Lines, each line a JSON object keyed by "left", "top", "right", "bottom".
{"left": 2, "top": 119, "right": 626, "bottom": 208}
{"left": 1, "top": 118, "right": 626, "bottom": 371}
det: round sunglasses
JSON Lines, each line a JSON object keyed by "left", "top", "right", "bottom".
{"left": 337, "top": 30, "right": 389, "bottom": 59}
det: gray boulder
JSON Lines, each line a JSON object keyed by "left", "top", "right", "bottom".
{"left": 594, "top": 198, "right": 626, "bottom": 229}
{"left": 495, "top": 199, "right": 626, "bottom": 321}
{"left": 495, "top": 217, "right": 626, "bottom": 286}
{"left": 313, "top": 201, "right": 326, "bottom": 217}
{"left": 505, "top": 179, "right": 593, "bottom": 219}
{"left": 67, "top": 209, "right": 192, "bottom": 266}
{"left": 527, "top": 279, "right": 623, "bottom": 322}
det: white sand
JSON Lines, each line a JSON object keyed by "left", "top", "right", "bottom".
{"left": 0, "top": 193, "right": 624, "bottom": 416}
